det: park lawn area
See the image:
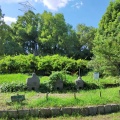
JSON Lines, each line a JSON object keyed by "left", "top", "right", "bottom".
{"left": 0, "top": 72, "right": 119, "bottom": 85}
{"left": 0, "top": 87, "right": 119, "bottom": 110}
{"left": 0, "top": 73, "right": 119, "bottom": 111}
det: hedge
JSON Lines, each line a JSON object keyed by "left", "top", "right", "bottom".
{"left": 0, "top": 54, "right": 88, "bottom": 75}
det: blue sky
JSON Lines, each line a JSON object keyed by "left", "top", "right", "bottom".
{"left": 0, "top": 0, "right": 111, "bottom": 29}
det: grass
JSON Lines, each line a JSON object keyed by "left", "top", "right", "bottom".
{"left": 0, "top": 87, "right": 119, "bottom": 110}
{"left": 82, "top": 72, "right": 120, "bottom": 85}
{"left": 0, "top": 73, "right": 29, "bottom": 84}
{"left": 0, "top": 72, "right": 119, "bottom": 85}
{"left": 0, "top": 72, "right": 119, "bottom": 110}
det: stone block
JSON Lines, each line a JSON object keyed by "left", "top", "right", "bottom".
{"left": 75, "top": 77, "right": 84, "bottom": 89}
{"left": 51, "top": 108, "right": 61, "bottom": 116}
{"left": 80, "top": 107, "right": 89, "bottom": 116}
{"left": 97, "top": 105, "right": 105, "bottom": 114}
{"left": 88, "top": 106, "right": 97, "bottom": 115}
{"left": 18, "top": 109, "right": 30, "bottom": 118}
{"left": 0, "top": 110, "right": 8, "bottom": 118}
{"left": 71, "top": 107, "right": 80, "bottom": 115}
{"left": 26, "top": 73, "right": 40, "bottom": 91}
{"left": 61, "top": 107, "right": 72, "bottom": 115}
{"left": 104, "top": 105, "right": 112, "bottom": 114}
{"left": 8, "top": 110, "right": 18, "bottom": 118}
{"left": 111, "top": 104, "right": 119, "bottom": 112}
{"left": 118, "top": 104, "right": 120, "bottom": 111}
{"left": 54, "top": 80, "right": 63, "bottom": 90}
{"left": 39, "top": 108, "right": 51, "bottom": 117}
{"left": 29, "top": 109, "right": 39, "bottom": 117}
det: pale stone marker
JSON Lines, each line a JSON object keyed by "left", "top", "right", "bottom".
{"left": 75, "top": 76, "right": 84, "bottom": 89}
{"left": 26, "top": 73, "right": 40, "bottom": 91}
{"left": 93, "top": 72, "right": 99, "bottom": 80}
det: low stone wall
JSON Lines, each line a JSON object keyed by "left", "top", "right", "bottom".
{"left": 0, "top": 104, "right": 120, "bottom": 118}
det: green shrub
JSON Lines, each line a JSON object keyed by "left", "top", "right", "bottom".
{"left": 0, "top": 54, "right": 88, "bottom": 75}
{"left": 0, "top": 82, "right": 27, "bottom": 92}
{"left": 49, "top": 71, "right": 64, "bottom": 84}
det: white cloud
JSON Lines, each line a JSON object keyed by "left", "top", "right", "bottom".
{"left": 4, "top": 16, "right": 17, "bottom": 25}
{"left": 38, "top": 0, "right": 70, "bottom": 11}
{"left": 72, "top": 1, "right": 83, "bottom": 9}
{"left": 0, "top": 0, "right": 70, "bottom": 11}
{"left": 0, "top": 0, "right": 83, "bottom": 11}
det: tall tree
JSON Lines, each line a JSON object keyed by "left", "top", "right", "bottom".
{"left": 76, "top": 24, "right": 96, "bottom": 60}
{"left": 0, "top": 7, "right": 5, "bottom": 55}
{"left": 0, "top": 7, "right": 20, "bottom": 56}
{"left": 90, "top": 0, "right": 120, "bottom": 76}
{"left": 12, "top": 10, "right": 39, "bottom": 55}
{"left": 38, "top": 11, "right": 79, "bottom": 57}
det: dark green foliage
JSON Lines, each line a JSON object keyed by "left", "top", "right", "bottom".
{"left": 0, "top": 82, "right": 27, "bottom": 92}
{"left": 90, "top": 0, "right": 120, "bottom": 76}
{"left": 0, "top": 8, "right": 96, "bottom": 59}
{"left": 48, "top": 71, "right": 64, "bottom": 90}
{"left": 76, "top": 24, "right": 96, "bottom": 60}
{"left": 38, "top": 83, "right": 50, "bottom": 93}
{"left": 0, "top": 54, "right": 88, "bottom": 75}
{"left": 63, "top": 82, "right": 76, "bottom": 91}
{"left": 49, "top": 71, "right": 64, "bottom": 83}
{"left": 83, "top": 82, "right": 100, "bottom": 90}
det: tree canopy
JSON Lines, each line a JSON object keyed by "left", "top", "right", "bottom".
{"left": 89, "top": 0, "right": 120, "bottom": 76}
{"left": 1, "top": 10, "right": 95, "bottom": 59}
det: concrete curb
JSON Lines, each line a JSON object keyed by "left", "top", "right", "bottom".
{"left": 61, "top": 107, "right": 72, "bottom": 115}
{"left": 0, "top": 104, "right": 120, "bottom": 118}
{"left": 97, "top": 105, "right": 105, "bottom": 114}
{"left": 51, "top": 108, "right": 61, "bottom": 117}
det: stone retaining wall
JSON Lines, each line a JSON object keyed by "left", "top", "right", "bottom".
{"left": 0, "top": 104, "right": 120, "bottom": 118}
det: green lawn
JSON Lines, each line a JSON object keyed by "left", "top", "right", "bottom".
{"left": 0, "top": 72, "right": 119, "bottom": 85}
{"left": 0, "top": 87, "right": 119, "bottom": 110}
{"left": 0, "top": 72, "right": 119, "bottom": 110}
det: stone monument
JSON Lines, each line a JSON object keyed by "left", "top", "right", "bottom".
{"left": 75, "top": 76, "right": 84, "bottom": 90}
{"left": 54, "top": 79, "right": 63, "bottom": 90}
{"left": 26, "top": 73, "right": 40, "bottom": 91}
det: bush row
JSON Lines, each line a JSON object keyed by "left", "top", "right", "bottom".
{"left": 0, "top": 54, "right": 88, "bottom": 75}
{"left": 0, "top": 81, "right": 99, "bottom": 93}
{"left": 0, "top": 82, "right": 27, "bottom": 92}
{"left": 0, "top": 71, "right": 99, "bottom": 92}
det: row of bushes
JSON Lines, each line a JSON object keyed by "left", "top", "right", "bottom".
{"left": 0, "top": 54, "right": 88, "bottom": 75}
{"left": 0, "top": 82, "right": 100, "bottom": 93}
{"left": 0, "top": 71, "right": 98, "bottom": 92}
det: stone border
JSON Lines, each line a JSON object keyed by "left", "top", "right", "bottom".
{"left": 0, "top": 104, "right": 120, "bottom": 118}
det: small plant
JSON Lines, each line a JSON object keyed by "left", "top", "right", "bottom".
{"left": 49, "top": 71, "right": 64, "bottom": 90}
{"left": 49, "top": 71, "right": 64, "bottom": 82}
